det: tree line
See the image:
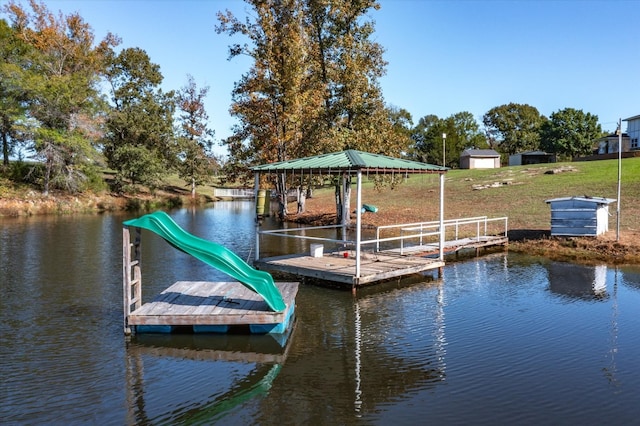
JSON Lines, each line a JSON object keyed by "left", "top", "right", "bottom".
{"left": 1, "top": 0, "right": 606, "bottom": 199}
{"left": 1, "top": 0, "right": 217, "bottom": 196}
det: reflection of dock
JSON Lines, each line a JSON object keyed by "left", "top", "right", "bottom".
{"left": 125, "top": 324, "right": 295, "bottom": 423}
{"left": 127, "top": 281, "right": 298, "bottom": 334}
{"left": 129, "top": 325, "right": 296, "bottom": 364}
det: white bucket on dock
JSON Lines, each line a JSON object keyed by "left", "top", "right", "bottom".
{"left": 310, "top": 244, "right": 324, "bottom": 257}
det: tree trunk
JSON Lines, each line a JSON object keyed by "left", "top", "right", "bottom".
{"left": 276, "top": 172, "right": 288, "bottom": 220}
{"left": 342, "top": 174, "right": 351, "bottom": 225}
{"left": 296, "top": 186, "right": 306, "bottom": 214}
{"left": 2, "top": 129, "right": 9, "bottom": 167}
{"left": 191, "top": 177, "right": 196, "bottom": 199}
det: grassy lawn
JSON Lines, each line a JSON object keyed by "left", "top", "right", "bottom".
{"left": 295, "top": 158, "right": 640, "bottom": 235}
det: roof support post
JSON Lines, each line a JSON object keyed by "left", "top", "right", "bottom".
{"left": 254, "top": 172, "right": 260, "bottom": 261}
{"left": 355, "top": 170, "right": 362, "bottom": 279}
{"left": 439, "top": 172, "right": 445, "bottom": 261}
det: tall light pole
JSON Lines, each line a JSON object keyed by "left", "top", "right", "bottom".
{"left": 616, "top": 118, "right": 622, "bottom": 242}
{"left": 442, "top": 133, "right": 447, "bottom": 167}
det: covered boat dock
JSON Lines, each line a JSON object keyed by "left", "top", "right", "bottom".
{"left": 251, "top": 150, "right": 450, "bottom": 289}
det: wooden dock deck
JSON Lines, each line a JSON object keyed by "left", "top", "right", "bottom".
{"left": 255, "top": 251, "right": 445, "bottom": 286}
{"left": 127, "top": 281, "right": 298, "bottom": 334}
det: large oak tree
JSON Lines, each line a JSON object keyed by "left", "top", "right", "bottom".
{"left": 540, "top": 107, "right": 602, "bottom": 159}
{"left": 102, "top": 47, "right": 175, "bottom": 191}
{"left": 482, "top": 103, "right": 546, "bottom": 156}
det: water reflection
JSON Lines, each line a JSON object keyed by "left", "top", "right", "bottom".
{"left": 620, "top": 266, "right": 640, "bottom": 291}
{"left": 546, "top": 262, "right": 608, "bottom": 300}
{"left": 124, "top": 324, "right": 297, "bottom": 424}
{"left": 2, "top": 209, "right": 640, "bottom": 425}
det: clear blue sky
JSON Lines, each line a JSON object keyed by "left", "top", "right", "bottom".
{"left": 14, "top": 0, "right": 640, "bottom": 156}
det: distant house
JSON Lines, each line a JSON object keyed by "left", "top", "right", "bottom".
{"left": 623, "top": 114, "right": 640, "bottom": 150}
{"left": 459, "top": 149, "right": 501, "bottom": 169}
{"left": 509, "top": 151, "right": 556, "bottom": 166}
{"left": 597, "top": 132, "right": 631, "bottom": 154}
{"left": 575, "top": 114, "right": 640, "bottom": 162}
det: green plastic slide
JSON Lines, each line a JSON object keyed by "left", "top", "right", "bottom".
{"left": 123, "top": 211, "right": 286, "bottom": 312}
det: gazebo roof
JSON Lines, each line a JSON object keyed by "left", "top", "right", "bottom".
{"left": 251, "top": 149, "right": 447, "bottom": 175}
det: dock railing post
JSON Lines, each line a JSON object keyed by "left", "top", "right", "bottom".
{"left": 439, "top": 173, "right": 445, "bottom": 261}
{"left": 355, "top": 170, "right": 362, "bottom": 279}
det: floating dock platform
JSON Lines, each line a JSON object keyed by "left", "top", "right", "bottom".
{"left": 255, "top": 251, "right": 445, "bottom": 286}
{"left": 126, "top": 281, "right": 298, "bottom": 335}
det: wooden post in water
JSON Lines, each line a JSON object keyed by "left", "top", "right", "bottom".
{"left": 123, "top": 227, "right": 142, "bottom": 335}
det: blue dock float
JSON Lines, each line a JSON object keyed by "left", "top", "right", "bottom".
{"left": 129, "top": 281, "right": 298, "bottom": 335}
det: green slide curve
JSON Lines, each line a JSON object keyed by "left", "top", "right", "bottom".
{"left": 123, "top": 211, "right": 285, "bottom": 312}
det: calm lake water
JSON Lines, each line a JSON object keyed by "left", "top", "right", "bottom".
{"left": 1, "top": 201, "right": 640, "bottom": 425}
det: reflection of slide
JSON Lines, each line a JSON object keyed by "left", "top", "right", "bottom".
{"left": 123, "top": 211, "right": 285, "bottom": 312}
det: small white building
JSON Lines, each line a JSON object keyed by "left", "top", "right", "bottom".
{"left": 545, "top": 196, "right": 616, "bottom": 237}
{"left": 623, "top": 114, "right": 640, "bottom": 150}
{"left": 459, "top": 149, "right": 501, "bottom": 169}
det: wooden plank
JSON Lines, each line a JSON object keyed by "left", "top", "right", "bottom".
{"left": 256, "top": 253, "right": 445, "bottom": 286}
{"left": 129, "top": 281, "right": 299, "bottom": 327}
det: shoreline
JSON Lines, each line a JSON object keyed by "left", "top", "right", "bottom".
{"left": 2, "top": 192, "right": 639, "bottom": 266}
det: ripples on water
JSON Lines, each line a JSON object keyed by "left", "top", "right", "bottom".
{"left": 2, "top": 207, "right": 640, "bottom": 425}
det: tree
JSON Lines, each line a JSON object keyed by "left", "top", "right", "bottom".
{"left": 4, "top": 0, "right": 118, "bottom": 194}
{"left": 540, "top": 108, "right": 602, "bottom": 159}
{"left": 175, "top": 75, "right": 216, "bottom": 199}
{"left": 444, "top": 111, "right": 486, "bottom": 167}
{"left": 409, "top": 111, "right": 485, "bottom": 167}
{"left": 0, "top": 19, "right": 29, "bottom": 167}
{"left": 387, "top": 105, "right": 413, "bottom": 155}
{"left": 102, "top": 47, "right": 175, "bottom": 191}
{"left": 217, "top": 0, "right": 309, "bottom": 168}
{"left": 305, "top": 0, "right": 397, "bottom": 155}
{"left": 409, "top": 114, "right": 444, "bottom": 164}
{"left": 217, "top": 0, "right": 393, "bottom": 222}
{"left": 482, "top": 103, "right": 546, "bottom": 155}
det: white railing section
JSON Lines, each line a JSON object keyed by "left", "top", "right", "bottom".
{"left": 256, "top": 216, "right": 508, "bottom": 259}
{"left": 214, "top": 188, "right": 254, "bottom": 198}
{"left": 379, "top": 216, "right": 509, "bottom": 255}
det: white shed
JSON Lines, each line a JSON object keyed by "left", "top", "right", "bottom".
{"left": 545, "top": 196, "right": 616, "bottom": 237}
{"left": 459, "top": 149, "right": 501, "bottom": 169}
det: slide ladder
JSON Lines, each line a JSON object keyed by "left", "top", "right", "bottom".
{"left": 123, "top": 211, "right": 285, "bottom": 312}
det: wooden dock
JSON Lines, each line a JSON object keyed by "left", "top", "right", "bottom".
{"left": 391, "top": 235, "right": 509, "bottom": 256}
{"left": 255, "top": 251, "right": 445, "bottom": 286}
{"left": 127, "top": 281, "right": 298, "bottom": 334}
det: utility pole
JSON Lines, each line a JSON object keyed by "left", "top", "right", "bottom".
{"left": 442, "top": 133, "right": 447, "bottom": 167}
{"left": 616, "top": 118, "right": 622, "bottom": 242}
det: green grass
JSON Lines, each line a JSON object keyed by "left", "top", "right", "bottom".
{"left": 303, "top": 158, "right": 640, "bottom": 233}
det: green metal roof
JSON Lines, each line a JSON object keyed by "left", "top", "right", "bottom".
{"left": 251, "top": 150, "right": 447, "bottom": 175}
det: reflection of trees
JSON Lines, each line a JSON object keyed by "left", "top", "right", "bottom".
{"left": 620, "top": 266, "right": 640, "bottom": 291}
{"left": 259, "top": 279, "right": 447, "bottom": 422}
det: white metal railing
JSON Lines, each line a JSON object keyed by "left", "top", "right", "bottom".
{"left": 377, "top": 216, "right": 508, "bottom": 255}
{"left": 256, "top": 216, "right": 508, "bottom": 259}
{"left": 214, "top": 188, "right": 254, "bottom": 198}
